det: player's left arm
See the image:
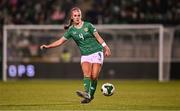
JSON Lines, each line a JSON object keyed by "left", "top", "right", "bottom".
{"left": 93, "top": 32, "right": 111, "bottom": 57}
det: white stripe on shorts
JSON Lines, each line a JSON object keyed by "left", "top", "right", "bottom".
{"left": 81, "top": 51, "right": 104, "bottom": 64}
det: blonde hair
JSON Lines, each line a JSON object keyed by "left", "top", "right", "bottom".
{"left": 64, "top": 7, "right": 82, "bottom": 30}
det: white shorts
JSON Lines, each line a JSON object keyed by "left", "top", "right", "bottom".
{"left": 81, "top": 51, "right": 104, "bottom": 64}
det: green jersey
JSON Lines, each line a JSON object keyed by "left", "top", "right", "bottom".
{"left": 63, "top": 21, "right": 103, "bottom": 55}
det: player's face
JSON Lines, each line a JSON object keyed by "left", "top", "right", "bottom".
{"left": 71, "top": 10, "right": 82, "bottom": 24}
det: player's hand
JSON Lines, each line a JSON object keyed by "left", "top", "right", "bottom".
{"left": 104, "top": 46, "right": 111, "bottom": 57}
{"left": 40, "top": 45, "right": 49, "bottom": 50}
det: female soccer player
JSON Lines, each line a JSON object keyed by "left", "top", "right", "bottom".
{"left": 40, "top": 7, "right": 111, "bottom": 104}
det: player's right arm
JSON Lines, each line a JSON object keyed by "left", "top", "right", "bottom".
{"left": 40, "top": 37, "right": 67, "bottom": 50}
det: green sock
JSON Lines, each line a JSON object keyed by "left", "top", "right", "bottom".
{"left": 90, "top": 79, "right": 97, "bottom": 98}
{"left": 83, "top": 77, "right": 91, "bottom": 93}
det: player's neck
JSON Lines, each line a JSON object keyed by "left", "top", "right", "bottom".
{"left": 74, "top": 21, "right": 83, "bottom": 29}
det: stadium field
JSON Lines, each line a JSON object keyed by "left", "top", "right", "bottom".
{"left": 0, "top": 80, "right": 180, "bottom": 110}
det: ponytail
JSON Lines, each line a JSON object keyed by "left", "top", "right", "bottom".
{"left": 64, "top": 19, "right": 73, "bottom": 30}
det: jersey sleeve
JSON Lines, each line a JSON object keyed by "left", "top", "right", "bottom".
{"left": 88, "top": 23, "right": 97, "bottom": 34}
{"left": 63, "top": 29, "right": 72, "bottom": 40}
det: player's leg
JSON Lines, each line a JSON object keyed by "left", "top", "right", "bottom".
{"left": 90, "top": 63, "right": 102, "bottom": 99}
{"left": 77, "top": 52, "right": 103, "bottom": 103}
{"left": 76, "top": 61, "right": 92, "bottom": 99}
{"left": 78, "top": 63, "right": 101, "bottom": 103}
{"left": 79, "top": 63, "right": 101, "bottom": 104}
{"left": 81, "top": 62, "right": 92, "bottom": 93}
{"left": 89, "top": 51, "right": 104, "bottom": 99}
{"left": 76, "top": 62, "right": 93, "bottom": 103}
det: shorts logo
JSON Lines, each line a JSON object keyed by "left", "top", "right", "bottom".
{"left": 98, "top": 53, "right": 102, "bottom": 61}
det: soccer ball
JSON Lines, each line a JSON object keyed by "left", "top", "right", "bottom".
{"left": 101, "top": 83, "right": 115, "bottom": 96}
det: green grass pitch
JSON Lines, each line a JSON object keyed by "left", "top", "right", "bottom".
{"left": 0, "top": 80, "right": 180, "bottom": 110}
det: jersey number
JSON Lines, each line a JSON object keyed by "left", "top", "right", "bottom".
{"left": 79, "top": 33, "right": 84, "bottom": 40}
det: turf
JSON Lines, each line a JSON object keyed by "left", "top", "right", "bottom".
{"left": 0, "top": 80, "right": 180, "bottom": 110}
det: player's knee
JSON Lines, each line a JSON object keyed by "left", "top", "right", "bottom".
{"left": 84, "top": 73, "right": 91, "bottom": 77}
{"left": 83, "top": 69, "right": 91, "bottom": 75}
{"left": 91, "top": 74, "right": 98, "bottom": 80}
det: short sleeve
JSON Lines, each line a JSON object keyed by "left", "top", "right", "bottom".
{"left": 63, "top": 30, "right": 72, "bottom": 40}
{"left": 88, "top": 23, "right": 97, "bottom": 34}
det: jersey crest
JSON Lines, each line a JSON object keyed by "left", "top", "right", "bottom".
{"left": 73, "top": 31, "right": 77, "bottom": 35}
{"left": 84, "top": 27, "right": 88, "bottom": 32}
